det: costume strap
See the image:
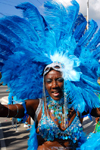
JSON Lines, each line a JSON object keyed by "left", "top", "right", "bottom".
{"left": 35, "top": 98, "right": 42, "bottom": 120}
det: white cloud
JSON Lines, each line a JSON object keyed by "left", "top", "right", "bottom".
{"left": 53, "top": 0, "right": 72, "bottom": 7}
{"left": 76, "top": 0, "right": 100, "bottom": 20}
{"left": 53, "top": 0, "right": 100, "bottom": 20}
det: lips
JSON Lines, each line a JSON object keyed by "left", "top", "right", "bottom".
{"left": 52, "top": 91, "right": 60, "bottom": 97}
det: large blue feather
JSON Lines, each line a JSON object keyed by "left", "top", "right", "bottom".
{"left": 78, "top": 20, "right": 98, "bottom": 46}
{"left": 81, "top": 74, "right": 100, "bottom": 90}
{"left": 6, "top": 16, "right": 39, "bottom": 42}
{"left": 0, "top": 24, "right": 21, "bottom": 45}
{"left": 27, "top": 123, "right": 38, "bottom": 150}
{"left": 87, "top": 29, "right": 100, "bottom": 50}
{"left": 0, "top": 34, "right": 15, "bottom": 49}
{"left": 65, "top": 80, "right": 86, "bottom": 113}
{"left": 92, "top": 46, "right": 100, "bottom": 60}
{"left": 74, "top": 21, "right": 87, "bottom": 42}
{"left": 44, "top": 0, "right": 79, "bottom": 42}
{"left": 79, "top": 47, "right": 100, "bottom": 77}
{"left": 80, "top": 132, "right": 100, "bottom": 149}
{"left": 74, "top": 13, "right": 86, "bottom": 29}
{"left": 0, "top": 18, "right": 31, "bottom": 43}
{"left": 16, "top": 2, "right": 47, "bottom": 37}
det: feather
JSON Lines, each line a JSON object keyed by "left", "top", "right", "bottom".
{"left": 65, "top": 80, "right": 86, "bottom": 113}
{"left": 81, "top": 74, "right": 100, "bottom": 90}
{"left": 79, "top": 47, "right": 100, "bottom": 78}
{"left": 16, "top": 2, "right": 48, "bottom": 37}
{"left": 74, "top": 21, "right": 87, "bottom": 42}
{"left": 78, "top": 20, "right": 98, "bottom": 47}
{"left": 0, "top": 34, "right": 15, "bottom": 49}
{"left": 92, "top": 46, "right": 100, "bottom": 59}
{"left": 27, "top": 123, "right": 38, "bottom": 150}
{"left": 87, "top": 29, "right": 100, "bottom": 50}
{"left": 80, "top": 132, "right": 100, "bottom": 150}
{"left": 0, "top": 18, "right": 31, "bottom": 43}
{"left": 6, "top": 16, "right": 39, "bottom": 42}
{"left": 0, "top": 24, "right": 21, "bottom": 46}
{"left": 74, "top": 13, "right": 86, "bottom": 29}
{"left": 0, "top": 44, "right": 13, "bottom": 56}
{"left": 0, "top": 35, "right": 15, "bottom": 69}
{"left": 44, "top": 0, "right": 79, "bottom": 40}
{"left": 1, "top": 51, "right": 45, "bottom": 99}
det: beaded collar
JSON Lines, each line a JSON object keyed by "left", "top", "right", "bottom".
{"left": 46, "top": 96, "right": 68, "bottom": 125}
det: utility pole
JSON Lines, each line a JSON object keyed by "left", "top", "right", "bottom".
{"left": 87, "top": 0, "right": 89, "bottom": 29}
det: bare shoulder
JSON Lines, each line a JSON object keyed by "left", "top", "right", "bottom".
{"left": 24, "top": 98, "right": 41, "bottom": 118}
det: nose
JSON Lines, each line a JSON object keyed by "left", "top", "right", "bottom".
{"left": 52, "top": 79, "right": 58, "bottom": 88}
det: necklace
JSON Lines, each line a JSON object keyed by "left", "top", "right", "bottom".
{"left": 47, "top": 96, "right": 69, "bottom": 126}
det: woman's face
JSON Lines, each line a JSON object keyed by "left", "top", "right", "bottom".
{"left": 44, "top": 69, "right": 64, "bottom": 100}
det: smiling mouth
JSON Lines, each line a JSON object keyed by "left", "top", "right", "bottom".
{"left": 52, "top": 91, "right": 61, "bottom": 97}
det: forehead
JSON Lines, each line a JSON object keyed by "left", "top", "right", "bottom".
{"left": 45, "top": 70, "right": 62, "bottom": 78}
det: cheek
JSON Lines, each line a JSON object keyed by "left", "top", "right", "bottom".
{"left": 45, "top": 83, "right": 51, "bottom": 91}
{"left": 58, "top": 82, "right": 64, "bottom": 89}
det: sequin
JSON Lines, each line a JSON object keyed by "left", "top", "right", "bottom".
{"left": 38, "top": 100, "right": 83, "bottom": 143}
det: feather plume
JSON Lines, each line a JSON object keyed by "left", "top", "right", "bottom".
{"left": 78, "top": 20, "right": 98, "bottom": 47}
{"left": 7, "top": 16, "right": 39, "bottom": 42}
{"left": 80, "top": 132, "right": 100, "bottom": 150}
{"left": 0, "top": 24, "right": 21, "bottom": 45}
{"left": 87, "top": 29, "right": 100, "bottom": 50}
{"left": 74, "top": 13, "right": 86, "bottom": 29}
{"left": 16, "top": 2, "right": 48, "bottom": 37}
{"left": 44, "top": 0, "right": 79, "bottom": 40}
{"left": 27, "top": 123, "right": 38, "bottom": 150}
{"left": 0, "top": 18, "right": 31, "bottom": 43}
{"left": 92, "top": 46, "right": 100, "bottom": 60}
{"left": 74, "top": 21, "right": 87, "bottom": 42}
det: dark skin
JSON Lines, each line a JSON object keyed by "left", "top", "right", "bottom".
{"left": 0, "top": 69, "right": 100, "bottom": 150}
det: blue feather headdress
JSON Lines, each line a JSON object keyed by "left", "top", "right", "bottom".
{"left": 0, "top": 0, "right": 100, "bottom": 114}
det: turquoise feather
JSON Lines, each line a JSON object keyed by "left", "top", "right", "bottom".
{"left": 16, "top": 2, "right": 47, "bottom": 37}
{"left": 78, "top": 20, "right": 98, "bottom": 46}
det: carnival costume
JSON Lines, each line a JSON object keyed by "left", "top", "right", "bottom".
{"left": 0, "top": 0, "right": 100, "bottom": 149}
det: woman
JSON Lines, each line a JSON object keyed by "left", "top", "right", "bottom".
{"left": 0, "top": 65, "right": 79, "bottom": 149}
{"left": 0, "top": 64, "right": 100, "bottom": 150}
{"left": 0, "top": 0, "right": 100, "bottom": 149}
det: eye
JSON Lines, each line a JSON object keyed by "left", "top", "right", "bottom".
{"left": 57, "top": 78, "right": 64, "bottom": 82}
{"left": 45, "top": 79, "right": 52, "bottom": 83}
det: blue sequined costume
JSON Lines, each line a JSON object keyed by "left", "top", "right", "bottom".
{"left": 36, "top": 99, "right": 84, "bottom": 143}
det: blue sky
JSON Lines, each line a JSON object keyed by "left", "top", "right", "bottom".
{"left": 0, "top": 0, "right": 100, "bottom": 27}
{"left": 0, "top": 0, "right": 46, "bottom": 17}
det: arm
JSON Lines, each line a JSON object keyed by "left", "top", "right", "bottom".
{"left": 91, "top": 108, "right": 100, "bottom": 117}
{"left": 0, "top": 99, "right": 39, "bottom": 119}
{"left": 81, "top": 107, "right": 100, "bottom": 118}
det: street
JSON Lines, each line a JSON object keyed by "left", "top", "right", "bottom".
{"left": 0, "top": 85, "right": 96, "bottom": 150}
{"left": 0, "top": 85, "right": 30, "bottom": 150}
{"left": 0, "top": 85, "right": 9, "bottom": 99}
{"left": 0, "top": 117, "right": 29, "bottom": 150}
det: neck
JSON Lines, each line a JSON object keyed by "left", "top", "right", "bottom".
{"left": 47, "top": 96, "right": 64, "bottom": 105}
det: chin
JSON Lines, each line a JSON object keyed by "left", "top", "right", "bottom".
{"left": 51, "top": 96, "right": 62, "bottom": 101}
